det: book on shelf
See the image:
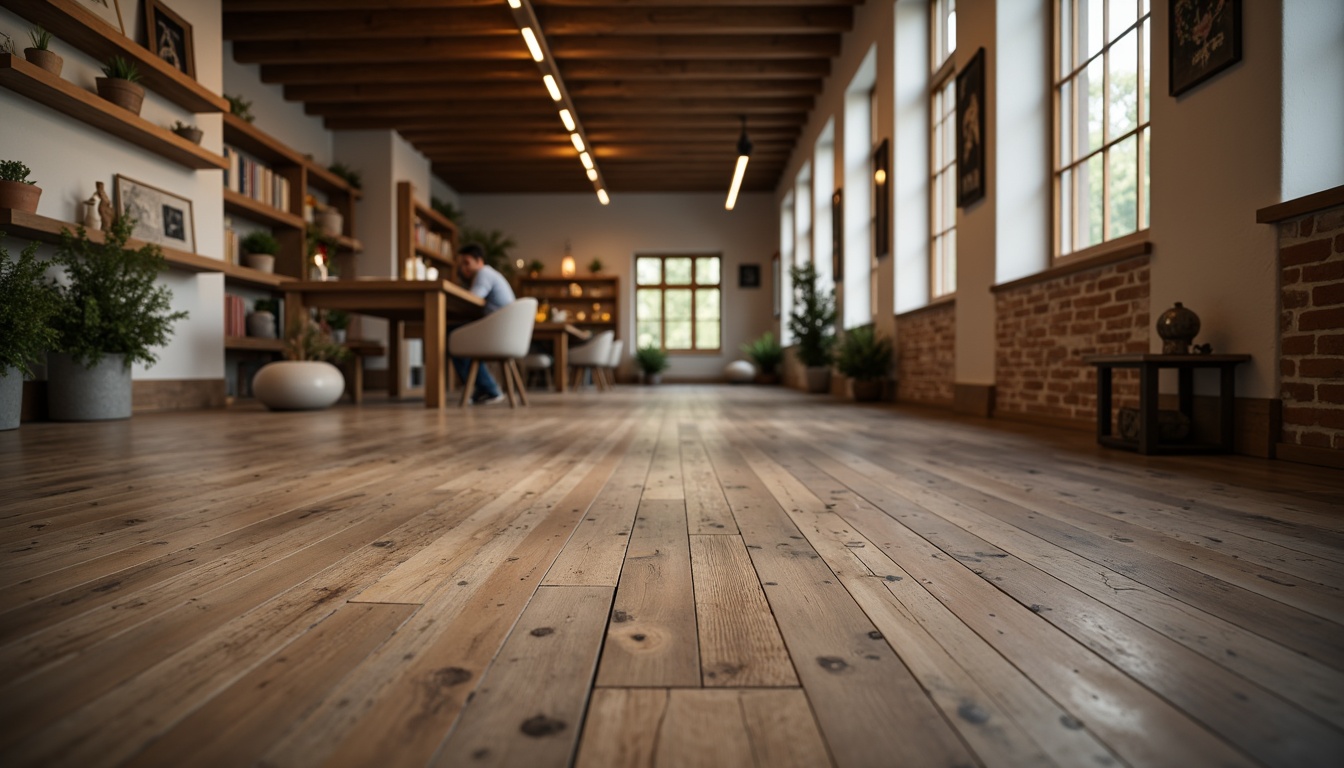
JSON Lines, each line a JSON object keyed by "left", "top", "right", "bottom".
{"left": 223, "top": 217, "right": 238, "bottom": 265}
{"left": 224, "top": 293, "right": 247, "bottom": 337}
{"left": 413, "top": 220, "right": 451, "bottom": 257}
{"left": 223, "top": 146, "right": 291, "bottom": 213}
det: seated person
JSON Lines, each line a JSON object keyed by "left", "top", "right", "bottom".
{"left": 452, "top": 243, "right": 516, "bottom": 404}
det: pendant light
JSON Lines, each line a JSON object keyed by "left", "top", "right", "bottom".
{"left": 725, "top": 116, "right": 752, "bottom": 211}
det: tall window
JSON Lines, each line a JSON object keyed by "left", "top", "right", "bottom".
{"left": 795, "top": 163, "right": 813, "bottom": 269}
{"left": 779, "top": 193, "right": 795, "bottom": 342}
{"left": 635, "top": 255, "right": 722, "bottom": 352}
{"left": 1056, "top": 0, "right": 1150, "bottom": 258}
{"left": 813, "top": 124, "right": 835, "bottom": 288}
{"left": 843, "top": 47, "right": 876, "bottom": 329}
{"left": 930, "top": 0, "right": 958, "bottom": 298}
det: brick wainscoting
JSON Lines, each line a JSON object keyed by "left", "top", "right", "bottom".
{"left": 1278, "top": 202, "right": 1344, "bottom": 465}
{"left": 896, "top": 301, "right": 955, "bottom": 407}
{"left": 995, "top": 254, "right": 1151, "bottom": 427}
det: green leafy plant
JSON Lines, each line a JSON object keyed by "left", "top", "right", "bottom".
{"left": 51, "top": 217, "right": 188, "bottom": 370}
{"left": 0, "top": 160, "right": 35, "bottom": 185}
{"left": 526, "top": 259, "right": 544, "bottom": 276}
{"left": 284, "top": 316, "right": 350, "bottom": 363}
{"left": 324, "top": 309, "right": 350, "bottom": 332}
{"left": 28, "top": 26, "right": 52, "bottom": 51}
{"left": 101, "top": 55, "right": 141, "bottom": 83}
{"left": 0, "top": 234, "right": 61, "bottom": 376}
{"left": 225, "top": 93, "right": 254, "bottom": 122}
{"left": 327, "top": 162, "right": 362, "bottom": 190}
{"left": 634, "top": 345, "right": 669, "bottom": 375}
{"left": 430, "top": 197, "right": 463, "bottom": 224}
{"left": 254, "top": 298, "right": 279, "bottom": 315}
{"left": 172, "top": 120, "right": 195, "bottom": 132}
{"left": 788, "top": 262, "right": 836, "bottom": 368}
{"left": 241, "top": 231, "right": 280, "bottom": 256}
{"left": 461, "top": 227, "right": 517, "bottom": 277}
{"left": 588, "top": 258, "right": 604, "bottom": 274}
{"left": 835, "top": 325, "right": 892, "bottom": 381}
{"left": 741, "top": 332, "right": 784, "bottom": 376}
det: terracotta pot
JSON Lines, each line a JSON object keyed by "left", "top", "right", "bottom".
{"left": 318, "top": 208, "right": 343, "bottom": 237}
{"left": 851, "top": 379, "right": 884, "bottom": 402}
{"left": 0, "top": 180, "right": 41, "bottom": 213}
{"left": 244, "top": 253, "right": 275, "bottom": 273}
{"left": 173, "top": 126, "right": 204, "bottom": 145}
{"left": 804, "top": 366, "right": 831, "bottom": 394}
{"left": 23, "top": 48, "right": 63, "bottom": 77}
{"left": 95, "top": 77, "right": 144, "bottom": 115}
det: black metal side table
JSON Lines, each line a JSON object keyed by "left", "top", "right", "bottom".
{"left": 1083, "top": 354, "right": 1252, "bottom": 455}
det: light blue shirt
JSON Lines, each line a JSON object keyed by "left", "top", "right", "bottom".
{"left": 471, "top": 264, "right": 515, "bottom": 314}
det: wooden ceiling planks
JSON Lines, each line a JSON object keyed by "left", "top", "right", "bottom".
{"left": 221, "top": 0, "right": 859, "bottom": 194}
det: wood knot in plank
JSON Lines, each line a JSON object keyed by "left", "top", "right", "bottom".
{"left": 816, "top": 656, "right": 849, "bottom": 673}
{"left": 520, "top": 714, "right": 567, "bottom": 738}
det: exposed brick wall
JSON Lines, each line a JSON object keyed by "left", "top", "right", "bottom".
{"left": 897, "top": 302, "right": 955, "bottom": 406}
{"left": 995, "top": 257, "right": 1150, "bottom": 422}
{"left": 1279, "top": 204, "right": 1344, "bottom": 451}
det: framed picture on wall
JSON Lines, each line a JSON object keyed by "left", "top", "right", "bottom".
{"left": 831, "top": 188, "right": 843, "bottom": 283}
{"left": 739, "top": 263, "right": 761, "bottom": 289}
{"left": 145, "top": 0, "right": 196, "bottom": 79}
{"left": 873, "top": 140, "right": 890, "bottom": 259}
{"left": 1170, "top": 0, "right": 1242, "bottom": 96}
{"left": 75, "top": 0, "right": 124, "bottom": 34}
{"left": 956, "top": 47, "right": 986, "bottom": 208}
{"left": 114, "top": 174, "right": 196, "bottom": 253}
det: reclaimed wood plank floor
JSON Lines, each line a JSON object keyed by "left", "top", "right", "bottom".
{"left": 1, "top": 386, "right": 1341, "bottom": 768}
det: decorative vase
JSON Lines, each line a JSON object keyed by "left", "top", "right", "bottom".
{"left": 253, "top": 360, "right": 345, "bottom": 410}
{"left": 247, "top": 310, "right": 277, "bottom": 339}
{"left": 82, "top": 199, "right": 100, "bottom": 229}
{"left": 173, "top": 126, "right": 204, "bottom": 145}
{"left": 0, "top": 366, "right": 22, "bottom": 431}
{"left": 244, "top": 253, "right": 275, "bottom": 273}
{"left": 0, "top": 180, "right": 41, "bottom": 213}
{"left": 1156, "top": 302, "right": 1201, "bottom": 355}
{"left": 851, "top": 379, "right": 883, "bottom": 402}
{"left": 47, "top": 352, "right": 132, "bottom": 421}
{"left": 804, "top": 366, "right": 832, "bottom": 394}
{"left": 23, "top": 48, "right": 63, "bottom": 77}
{"left": 95, "top": 77, "right": 145, "bottom": 115}
{"left": 318, "top": 208, "right": 343, "bottom": 238}
{"left": 724, "top": 360, "right": 755, "bottom": 383}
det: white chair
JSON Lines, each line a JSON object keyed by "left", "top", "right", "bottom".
{"left": 600, "top": 339, "right": 624, "bottom": 389}
{"left": 567, "top": 330, "right": 614, "bottom": 391}
{"left": 521, "top": 352, "right": 554, "bottom": 390}
{"left": 448, "top": 298, "right": 537, "bottom": 408}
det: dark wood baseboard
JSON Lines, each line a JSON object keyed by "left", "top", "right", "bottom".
{"left": 1276, "top": 443, "right": 1344, "bottom": 470}
{"left": 954, "top": 384, "right": 995, "bottom": 417}
{"left": 993, "top": 408, "right": 1092, "bottom": 433}
{"left": 20, "top": 380, "right": 45, "bottom": 423}
{"left": 1156, "top": 394, "right": 1280, "bottom": 459}
{"left": 899, "top": 396, "right": 955, "bottom": 411}
{"left": 22, "top": 379, "right": 227, "bottom": 420}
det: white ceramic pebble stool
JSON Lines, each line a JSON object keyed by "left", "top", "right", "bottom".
{"left": 724, "top": 359, "right": 756, "bottom": 384}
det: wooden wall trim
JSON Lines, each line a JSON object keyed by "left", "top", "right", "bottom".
{"left": 953, "top": 383, "right": 995, "bottom": 418}
{"left": 1276, "top": 443, "right": 1344, "bottom": 470}
{"left": 21, "top": 379, "right": 226, "bottom": 421}
{"left": 1256, "top": 183, "right": 1344, "bottom": 223}
{"left": 993, "top": 409, "right": 1092, "bottom": 433}
{"left": 991, "top": 240, "right": 1152, "bottom": 294}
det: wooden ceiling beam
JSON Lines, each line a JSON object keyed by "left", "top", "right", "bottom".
{"left": 307, "top": 96, "right": 811, "bottom": 119}
{"left": 223, "top": 9, "right": 516, "bottom": 41}
{"left": 260, "top": 61, "right": 541, "bottom": 85}
{"left": 421, "top": 145, "right": 791, "bottom": 161}
{"left": 286, "top": 78, "right": 821, "bottom": 103}
{"left": 322, "top": 111, "right": 809, "bottom": 132}
{"left": 231, "top": 38, "right": 531, "bottom": 65}
{"left": 535, "top": 6, "right": 852, "bottom": 34}
{"left": 568, "top": 78, "right": 822, "bottom": 98}
{"left": 562, "top": 58, "right": 830, "bottom": 80}
{"left": 223, "top": 0, "right": 499, "bottom": 10}
{"left": 260, "top": 59, "right": 829, "bottom": 85}
{"left": 550, "top": 34, "right": 840, "bottom": 59}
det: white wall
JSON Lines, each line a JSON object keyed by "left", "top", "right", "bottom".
{"left": 221, "top": 41, "right": 331, "bottom": 167}
{"left": 458, "top": 192, "right": 777, "bottom": 380}
{"left": 1, "top": 1, "right": 224, "bottom": 381}
{"left": 1281, "top": 0, "right": 1344, "bottom": 201}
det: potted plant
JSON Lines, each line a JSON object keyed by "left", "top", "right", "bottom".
{"left": 0, "top": 234, "right": 62, "bottom": 430}
{"left": 252, "top": 316, "right": 351, "bottom": 410}
{"left": 325, "top": 309, "right": 350, "bottom": 343}
{"left": 47, "top": 218, "right": 188, "bottom": 421}
{"left": 741, "top": 332, "right": 784, "bottom": 384}
{"left": 248, "top": 297, "right": 279, "bottom": 339}
{"left": 241, "top": 231, "right": 280, "bottom": 273}
{"left": 588, "top": 258, "right": 604, "bottom": 274}
{"left": 313, "top": 202, "right": 343, "bottom": 238}
{"left": 461, "top": 227, "right": 518, "bottom": 278}
{"left": 23, "top": 26, "right": 62, "bottom": 76}
{"left": 788, "top": 262, "right": 836, "bottom": 393}
{"left": 225, "top": 93, "right": 254, "bottom": 123}
{"left": 171, "top": 120, "right": 203, "bottom": 145}
{"left": 328, "top": 162, "right": 362, "bottom": 190}
{"left": 526, "top": 259, "right": 544, "bottom": 278}
{"left": 96, "top": 56, "right": 144, "bottom": 115}
{"left": 635, "top": 345, "right": 669, "bottom": 385}
{"left": 836, "top": 325, "right": 892, "bottom": 402}
{"left": 0, "top": 160, "right": 41, "bottom": 214}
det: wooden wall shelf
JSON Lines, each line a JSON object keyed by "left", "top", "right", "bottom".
{"left": 397, "top": 181, "right": 456, "bottom": 278}
{"left": 223, "top": 189, "right": 305, "bottom": 230}
{"left": 306, "top": 163, "right": 362, "bottom": 200}
{"left": 225, "top": 337, "right": 285, "bottom": 352}
{"left": 222, "top": 112, "right": 304, "bottom": 166}
{"left": 518, "top": 275, "right": 620, "bottom": 332}
{"left": 1, "top": 0, "right": 227, "bottom": 113}
{"left": 0, "top": 55, "right": 227, "bottom": 170}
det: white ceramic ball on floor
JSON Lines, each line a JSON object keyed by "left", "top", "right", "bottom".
{"left": 253, "top": 361, "right": 345, "bottom": 410}
{"left": 724, "top": 359, "right": 756, "bottom": 384}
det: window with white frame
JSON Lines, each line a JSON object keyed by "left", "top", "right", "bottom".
{"left": 795, "top": 162, "right": 812, "bottom": 269}
{"left": 779, "top": 193, "right": 795, "bottom": 342}
{"left": 813, "top": 124, "right": 835, "bottom": 288}
{"left": 1056, "top": 0, "right": 1150, "bottom": 258}
{"left": 930, "top": 0, "right": 958, "bottom": 298}
{"left": 635, "top": 255, "right": 722, "bottom": 352}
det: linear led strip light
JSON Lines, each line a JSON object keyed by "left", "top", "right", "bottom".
{"left": 506, "top": 0, "right": 609, "bottom": 205}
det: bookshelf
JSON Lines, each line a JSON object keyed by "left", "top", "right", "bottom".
{"left": 396, "top": 181, "right": 457, "bottom": 280}
{"left": 0, "top": 55, "right": 227, "bottom": 171}
{"left": 517, "top": 275, "right": 620, "bottom": 336}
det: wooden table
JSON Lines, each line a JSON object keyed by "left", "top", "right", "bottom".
{"left": 1083, "top": 353, "right": 1252, "bottom": 455}
{"left": 531, "top": 322, "right": 592, "bottom": 393}
{"left": 284, "top": 280, "right": 484, "bottom": 408}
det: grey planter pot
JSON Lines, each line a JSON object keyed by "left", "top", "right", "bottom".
{"left": 804, "top": 366, "right": 831, "bottom": 394}
{"left": 47, "top": 353, "right": 132, "bottom": 421}
{"left": 0, "top": 367, "right": 22, "bottom": 430}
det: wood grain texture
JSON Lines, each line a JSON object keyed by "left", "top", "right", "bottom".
{"left": 0, "top": 387, "right": 1340, "bottom": 767}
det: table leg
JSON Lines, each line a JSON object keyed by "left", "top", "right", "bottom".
{"left": 352, "top": 357, "right": 364, "bottom": 405}
{"left": 1220, "top": 364, "right": 1237, "bottom": 453}
{"left": 283, "top": 291, "right": 304, "bottom": 341}
{"left": 388, "top": 322, "right": 404, "bottom": 399}
{"left": 1178, "top": 367, "right": 1194, "bottom": 418}
{"left": 557, "top": 334, "right": 569, "bottom": 393}
{"left": 424, "top": 291, "right": 446, "bottom": 409}
{"left": 1139, "top": 364, "right": 1160, "bottom": 455}
{"left": 1096, "top": 364, "right": 1113, "bottom": 440}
